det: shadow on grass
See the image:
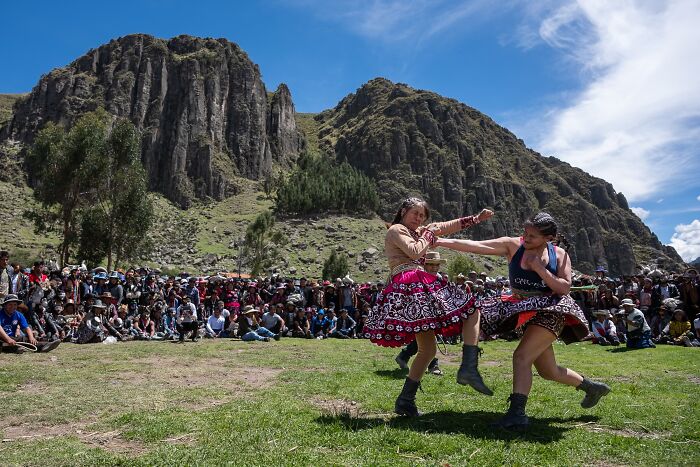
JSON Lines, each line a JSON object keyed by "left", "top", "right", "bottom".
{"left": 316, "top": 410, "right": 599, "bottom": 444}
{"left": 605, "top": 347, "right": 653, "bottom": 353}
{"left": 374, "top": 369, "right": 408, "bottom": 379}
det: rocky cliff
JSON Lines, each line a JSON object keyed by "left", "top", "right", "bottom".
{"left": 316, "top": 78, "right": 683, "bottom": 275}
{"left": 0, "top": 34, "right": 303, "bottom": 207}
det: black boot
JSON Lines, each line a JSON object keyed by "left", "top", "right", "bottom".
{"left": 394, "top": 377, "right": 422, "bottom": 417}
{"left": 492, "top": 393, "right": 529, "bottom": 430}
{"left": 456, "top": 345, "right": 493, "bottom": 396}
{"left": 395, "top": 350, "right": 410, "bottom": 370}
{"left": 577, "top": 378, "right": 611, "bottom": 408}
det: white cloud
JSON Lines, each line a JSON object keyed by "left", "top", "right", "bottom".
{"left": 697, "top": 195, "right": 700, "bottom": 201}
{"left": 668, "top": 219, "right": 700, "bottom": 261}
{"left": 535, "top": 0, "right": 700, "bottom": 202}
{"left": 281, "top": 0, "right": 499, "bottom": 44}
{"left": 630, "top": 206, "right": 650, "bottom": 221}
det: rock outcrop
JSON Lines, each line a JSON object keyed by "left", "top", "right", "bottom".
{"left": 0, "top": 34, "right": 303, "bottom": 207}
{"left": 316, "top": 78, "right": 684, "bottom": 275}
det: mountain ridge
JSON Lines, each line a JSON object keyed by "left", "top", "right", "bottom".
{"left": 0, "top": 36, "right": 685, "bottom": 275}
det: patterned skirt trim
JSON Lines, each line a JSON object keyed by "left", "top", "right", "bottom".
{"left": 364, "top": 269, "right": 475, "bottom": 347}
{"left": 464, "top": 293, "right": 589, "bottom": 344}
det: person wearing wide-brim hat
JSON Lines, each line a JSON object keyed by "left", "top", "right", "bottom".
{"left": 1, "top": 294, "right": 61, "bottom": 353}
{"left": 363, "top": 196, "right": 494, "bottom": 418}
{"left": 620, "top": 298, "right": 655, "bottom": 349}
{"left": 74, "top": 299, "right": 108, "bottom": 344}
{"left": 237, "top": 305, "right": 279, "bottom": 342}
{"left": 591, "top": 310, "right": 619, "bottom": 346}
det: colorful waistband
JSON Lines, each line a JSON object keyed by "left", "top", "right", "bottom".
{"left": 390, "top": 263, "right": 425, "bottom": 277}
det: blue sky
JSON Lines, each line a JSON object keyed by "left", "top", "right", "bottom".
{"left": 2, "top": 0, "right": 699, "bottom": 259}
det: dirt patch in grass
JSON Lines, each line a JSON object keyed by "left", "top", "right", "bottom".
{"left": 309, "top": 397, "right": 364, "bottom": 417}
{"left": 17, "top": 381, "right": 51, "bottom": 394}
{"left": 2, "top": 423, "right": 148, "bottom": 456}
{"left": 578, "top": 422, "right": 671, "bottom": 440}
{"left": 609, "top": 376, "right": 635, "bottom": 383}
{"left": 111, "top": 356, "right": 282, "bottom": 390}
{"left": 687, "top": 376, "right": 700, "bottom": 385}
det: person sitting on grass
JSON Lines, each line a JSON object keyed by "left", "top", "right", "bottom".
{"left": 205, "top": 307, "right": 226, "bottom": 338}
{"left": 591, "top": 310, "right": 619, "bottom": 346}
{"left": 311, "top": 309, "right": 331, "bottom": 339}
{"left": 292, "top": 307, "right": 312, "bottom": 338}
{"left": 133, "top": 307, "right": 156, "bottom": 340}
{"left": 650, "top": 305, "right": 672, "bottom": 341}
{"left": 333, "top": 309, "right": 356, "bottom": 339}
{"left": 176, "top": 297, "right": 199, "bottom": 343}
{"left": 611, "top": 310, "right": 627, "bottom": 344}
{"left": 162, "top": 308, "right": 179, "bottom": 340}
{"left": 76, "top": 300, "right": 109, "bottom": 344}
{"left": 622, "top": 298, "right": 655, "bottom": 349}
{"left": 260, "top": 304, "right": 286, "bottom": 336}
{"left": 0, "top": 294, "right": 60, "bottom": 353}
{"left": 237, "top": 305, "right": 279, "bottom": 342}
{"left": 661, "top": 309, "right": 699, "bottom": 347}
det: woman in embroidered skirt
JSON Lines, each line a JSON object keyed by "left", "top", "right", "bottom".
{"left": 364, "top": 197, "right": 494, "bottom": 416}
{"left": 436, "top": 212, "right": 611, "bottom": 429}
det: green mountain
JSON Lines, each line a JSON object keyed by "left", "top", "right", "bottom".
{"left": 0, "top": 36, "right": 684, "bottom": 277}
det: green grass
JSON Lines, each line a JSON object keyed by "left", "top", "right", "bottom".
{"left": 0, "top": 93, "right": 25, "bottom": 126}
{"left": 1, "top": 339, "right": 698, "bottom": 466}
{"left": 0, "top": 176, "right": 499, "bottom": 281}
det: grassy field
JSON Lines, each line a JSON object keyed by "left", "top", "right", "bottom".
{"left": 1, "top": 338, "right": 698, "bottom": 466}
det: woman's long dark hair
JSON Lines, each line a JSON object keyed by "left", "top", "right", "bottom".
{"left": 390, "top": 197, "right": 430, "bottom": 226}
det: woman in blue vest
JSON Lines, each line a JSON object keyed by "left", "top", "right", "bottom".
{"left": 436, "top": 212, "right": 610, "bottom": 430}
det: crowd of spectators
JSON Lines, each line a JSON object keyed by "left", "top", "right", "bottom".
{"left": 1, "top": 248, "right": 699, "bottom": 353}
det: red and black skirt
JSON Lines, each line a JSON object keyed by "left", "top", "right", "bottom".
{"left": 465, "top": 294, "right": 589, "bottom": 344}
{"left": 364, "top": 269, "right": 475, "bottom": 347}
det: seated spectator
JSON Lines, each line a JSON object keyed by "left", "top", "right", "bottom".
{"left": 0, "top": 294, "right": 60, "bottom": 353}
{"left": 134, "top": 307, "right": 156, "bottom": 340}
{"left": 611, "top": 310, "right": 627, "bottom": 343}
{"left": 162, "top": 308, "right": 179, "bottom": 340}
{"left": 333, "top": 308, "right": 356, "bottom": 339}
{"left": 311, "top": 310, "right": 332, "bottom": 339}
{"left": 176, "top": 297, "right": 199, "bottom": 343}
{"left": 622, "top": 298, "right": 655, "bottom": 349}
{"left": 694, "top": 312, "right": 700, "bottom": 339}
{"left": 237, "top": 305, "right": 279, "bottom": 342}
{"left": 292, "top": 307, "right": 311, "bottom": 338}
{"left": 650, "top": 305, "right": 671, "bottom": 341}
{"left": 591, "top": 310, "right": 619, "bottom": 346}
{"left": 76, "top": 300, "right": 109, "bottom": 344}
{"left": 205, "top": 308, "right": 226, "bottom": 338}
{"left": 663, "top": 309, "right": 699, "bottom": 347}
{"left": 260, "top": 304, "right": 285, "bottom": 335}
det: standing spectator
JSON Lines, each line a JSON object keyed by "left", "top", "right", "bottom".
{"left": 185, "top": 277, "right": 200, "bottom": 307}
{"left": 652, "top": 276, "right": 679, "bottom": 309}
{"left": 0, "top": 250, "right": 12, "bottom": 298}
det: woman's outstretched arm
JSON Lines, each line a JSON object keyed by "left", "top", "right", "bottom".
{"left": 435, "top": 237, "right": 517, "bottom": 257}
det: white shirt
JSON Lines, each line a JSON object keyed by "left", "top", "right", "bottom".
{"left": 207, "top": 315, "right": 225, "bottom": 332}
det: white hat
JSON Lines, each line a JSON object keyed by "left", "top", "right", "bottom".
{"left": 621, "top": 298, "right": 635, "bottom": 307}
